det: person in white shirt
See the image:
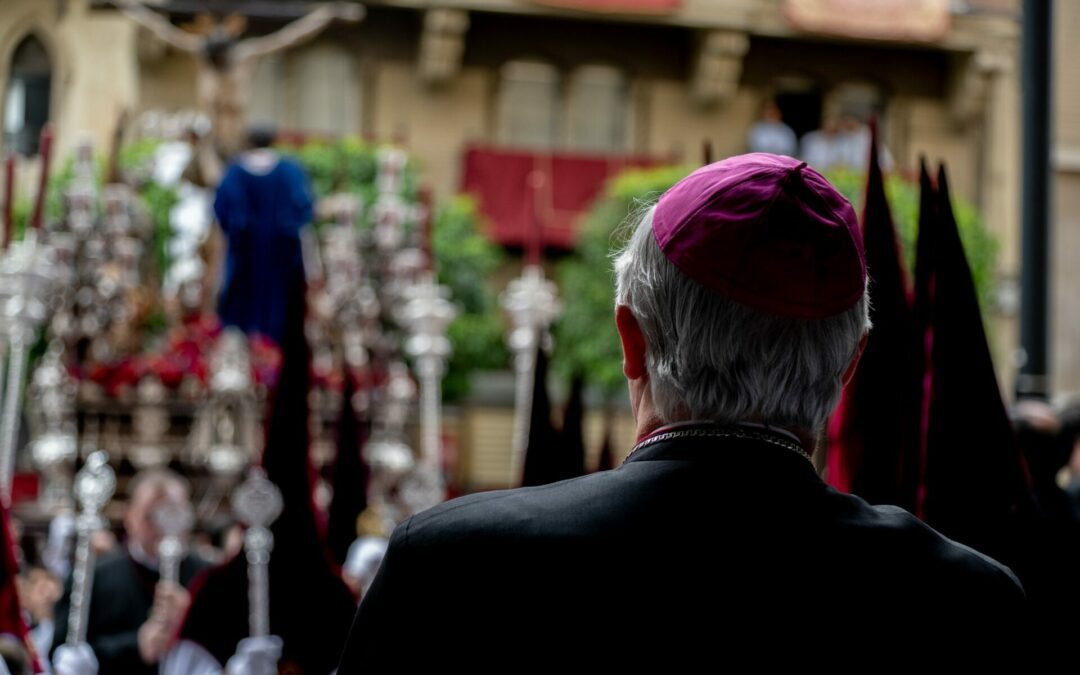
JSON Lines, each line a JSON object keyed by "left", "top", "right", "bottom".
{"left": 747, "top": 101, "right": 798, "bottom": 157}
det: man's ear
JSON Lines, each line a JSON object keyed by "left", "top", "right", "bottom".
{"left": 841, "top": 333, "right": 869, "bottom": 387}
{"left": 616, "top": 305, "right": 647, "bottom": 380}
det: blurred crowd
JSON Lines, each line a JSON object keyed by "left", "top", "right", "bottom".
{"left": 3, "top": 471, "right": 389, "bottom": 674}
{"left": 747, "top": 98, "right": 893, "bottom": 172}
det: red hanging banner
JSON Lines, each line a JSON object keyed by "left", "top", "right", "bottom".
{"left": 461, "top": 145, "right": 665, "bottom": 249}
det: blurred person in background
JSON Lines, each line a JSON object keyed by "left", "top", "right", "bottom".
{"left": 17, "top": 566, "right": 61, "bottom": 666}
{"left": 747, "top": 99, "right": 798, "bottom": 157}
{"left": 50, "top": 469, "right": 209, "bottom": 675}
{"left": 214, "top": 125, "right": 314, "bottom": 345}
{"left": 342, "top": 507, "right": 391, "bottom": 600}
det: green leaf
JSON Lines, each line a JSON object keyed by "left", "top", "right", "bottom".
{"left": 432, "top": 196, "right": 509, "bottom": 402}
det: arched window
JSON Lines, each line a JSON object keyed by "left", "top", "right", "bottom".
{"left": 292, "top": 43, "right": 360, "bottom": 137}
{"left": 567, "top": 64, "right": 629, "bottom": 152}
{"left": 497, "top": 60, "right": 560, "bottom": 149}
{"left": 4, "top": 35, "right": 51, "bottom": 156}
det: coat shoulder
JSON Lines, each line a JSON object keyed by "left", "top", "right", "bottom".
{"left": 838, "top": 496, "right": 1024, "bottom": 599}
{"left": 404, "top": 468, "right": 638, "bottom": 544}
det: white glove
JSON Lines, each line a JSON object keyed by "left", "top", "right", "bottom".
{"left": 52, "top": 643, "right": 99, "bottom": 675}
{"left": 225, "top": 636, "right": 283, "bottom": 675}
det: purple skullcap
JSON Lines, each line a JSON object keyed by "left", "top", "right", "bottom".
{"left": 653, "top": 153, "right": 866, "bottom": 320}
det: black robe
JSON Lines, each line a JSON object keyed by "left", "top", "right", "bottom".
{"left": 51, "top": 549, "right": 209, "bottom": 675}
{"left": 339, "top": 424, "right": 1027, "bottom": 669}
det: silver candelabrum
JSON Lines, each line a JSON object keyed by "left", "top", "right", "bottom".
{"left": 363, "top": 361, "right": 417, "bottom": 523}
{"left": 23, "top": 138, "right": 156, "bottom": 506}
{"left": 28, "top": 341, "right": 78, "bottom": 511}
{"left": 311, "top": 146, "right": 438, "bottom": 523}
{"left": 0, "top": 229, "right": 59, "bottom": 501}
{"left": 190, "top": 328, "right": 261, "bottom": 519}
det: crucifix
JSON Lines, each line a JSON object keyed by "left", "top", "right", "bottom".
{"left": 115, "top": 1, "right": 364, "bottom": 173}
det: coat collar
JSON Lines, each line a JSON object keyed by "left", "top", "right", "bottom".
{"left": 623, "top": 421, "right": 817, "bottom": 476}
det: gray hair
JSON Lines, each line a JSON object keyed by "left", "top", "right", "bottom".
{"left": 613, "top": 203, "right": 870, "bottom": 431}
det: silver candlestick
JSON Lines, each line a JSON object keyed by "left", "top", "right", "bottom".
{"left": 399, "top": 272, "right": 456, "bottom": 509}
{"left": 501, "top": 265, "right": 561, "bottom": 482}
{"left": 376, "top": 147, "right": 408, "bottom": 195}
{"left": 363, "top": 362, "right": 417, "bottom": 521}
{"left": 231, "top": 467, "right": 283, "bottom": 639}
{"left": 191, "top": 329, "right": 260, "bottom": 488}
{"left": 66, "top": 451, "right": 116, "bottom": 645}
{"left": 66, "top": 138, "right": 98, "bottom": 236}
{"left": 28, "top": 342, "right": 78, "bottom": 511}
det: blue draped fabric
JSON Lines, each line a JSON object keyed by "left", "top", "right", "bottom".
{"left": 214, "top": 157, "right": 313, "bottom": 344}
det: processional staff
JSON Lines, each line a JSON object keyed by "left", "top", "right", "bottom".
{"left": 154, "top": 499, "right": 195, "bottom": 586}
{"left": 231, "top": 467, "right": 283, "bottom": 638}
{"left": 66, "top": 452, "right": 117, "bottom": 645}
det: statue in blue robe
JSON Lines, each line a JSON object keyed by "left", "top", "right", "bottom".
{"left": 213, "top": 140, "right": 313, "bottom": 345}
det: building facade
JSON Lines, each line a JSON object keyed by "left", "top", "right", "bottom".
{"left": 2, "top": 0, "right": 1076, "bottom": 488}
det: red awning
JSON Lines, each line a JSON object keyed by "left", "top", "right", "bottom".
{"left": 461, "top": 145, "right": 664, "bottom": 250}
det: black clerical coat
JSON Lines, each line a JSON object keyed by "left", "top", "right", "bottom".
{"left": 51, "top": 549, "right": 209, "bottom": 675}
{"left": 339, "top": 425, "right": 1025, "bottom": 668}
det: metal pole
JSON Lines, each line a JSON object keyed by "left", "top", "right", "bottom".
{"left": 67, "top": 452, "right": 116, "bottom": 645}
{"left": 1017, "top": 0, "right": 1053, "bottom": 399}
{"left": 245, "top": 527, "right": 273, "bottom": 638}
{"left": 419, "top": 365, "right": 442, "bottom": 470}
{"left": 67, "top": 514, "right": 99, "bottom": 645}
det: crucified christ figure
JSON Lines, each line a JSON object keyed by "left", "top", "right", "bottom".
{"left": 116, "top": 1, "right": 364, "bottom": 163}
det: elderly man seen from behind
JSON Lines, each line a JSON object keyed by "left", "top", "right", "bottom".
{"left": 338, "top": 153, "right": 1025, "bottom": 669}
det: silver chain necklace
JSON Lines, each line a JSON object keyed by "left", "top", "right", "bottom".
{"left": 624, "top": 424, "right": 813, "bottom": 465}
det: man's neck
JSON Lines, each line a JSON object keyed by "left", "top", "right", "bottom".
{"left": 630, "top": 381, "right": 816, "bottom": 451}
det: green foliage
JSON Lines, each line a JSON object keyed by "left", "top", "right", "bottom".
{"left": 825, "top": 167, "right": 998, "bottom": 312}
{"left": 140, "top": 181, "right": 180, "bottom": 281}
{"left": 45, "top": 157, "right": 77, "bottom": 225}
{"left": 9, "top": 199, "right": 31, "bottom": 243}
{"left": 554, "top": 165, "right": 692, "bottom": 396}
{"left": 118, "top": 138, "right": 164, "bottom": 172}
{"left": 432, "top": 196, "right": 508, "bottom": 401}
{"left": 280, "top": 138, "right": 419, "bottom": 229}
